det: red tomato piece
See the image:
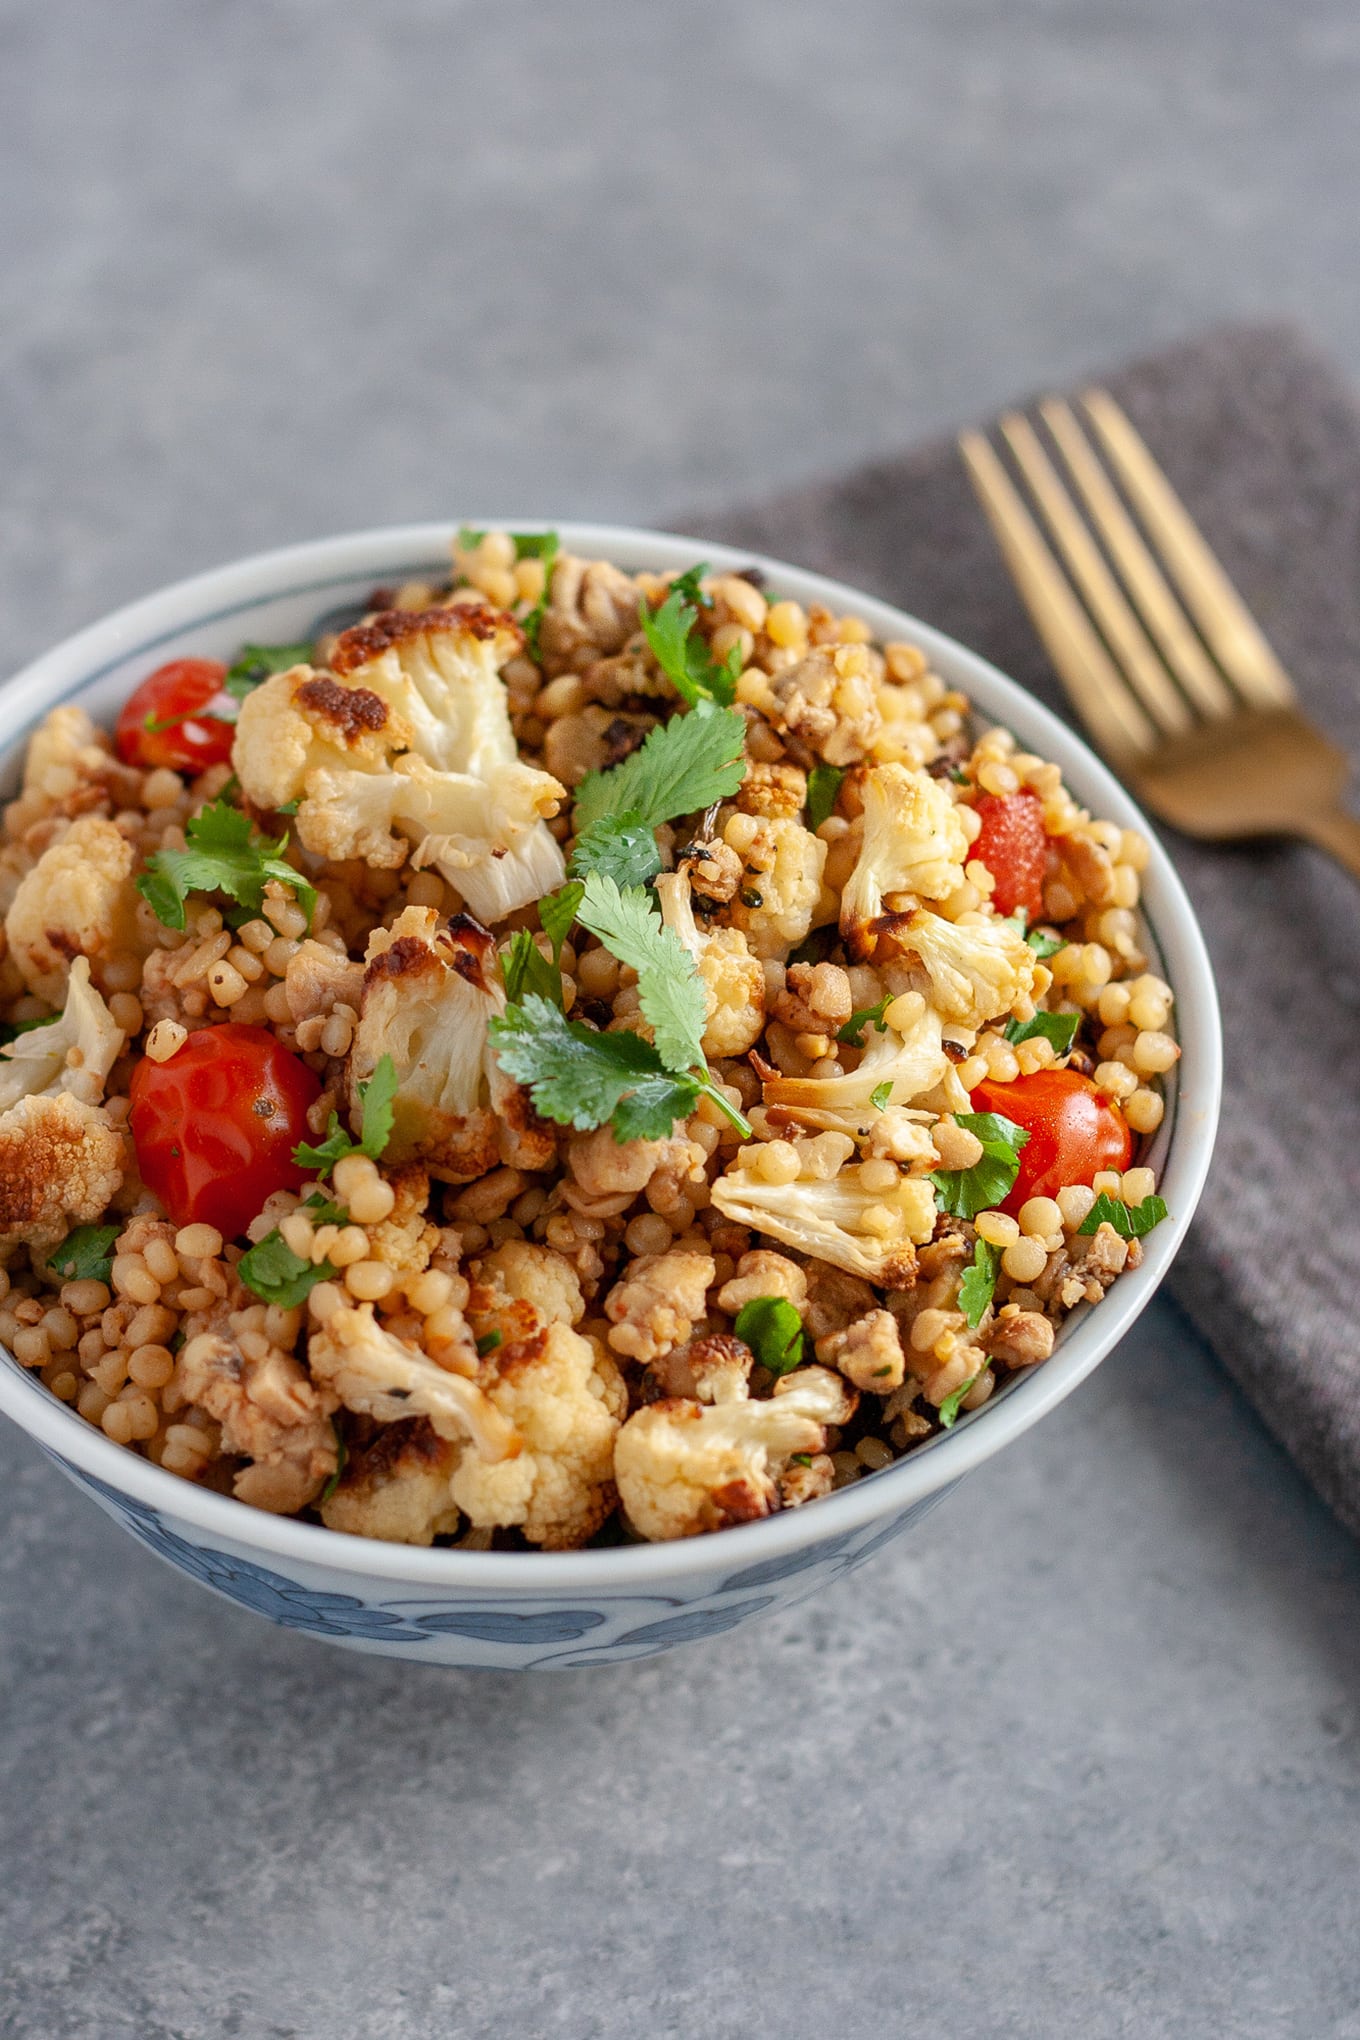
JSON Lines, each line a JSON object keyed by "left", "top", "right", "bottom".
{"left": 971, "top": 789, "right": 1049, "bottom": 920}
{"left": 129, "top": 1024, "right": 322, "bottom": 1237}
{"left": 115, "top": 658, "right": 234, "bottom": 773}
{"left": 970, "top": 1069, "right": 1132, "bottom": 1215}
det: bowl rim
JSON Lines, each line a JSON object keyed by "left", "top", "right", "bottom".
{"left": 0, "top": 520, "right": 1222, "bottom": 1589}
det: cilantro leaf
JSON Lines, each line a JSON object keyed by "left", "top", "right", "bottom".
{"left": 136, "top": 800, "right": 317, "bottom": 934}
{"left": 610, "top": 1073, "right": 708, "bottom": 1143}
{"left": 567, "top": 811, "right": 661, "bottom": 891}
{"left": 49, "top": 1223, "right": 120, "bottom": 1284}
{"left": 1078, "top": 1191, "right": 1169, "bottom": 1239}
{"left": 734, "top": 1296, "right": 804, "bottom": 1376}
{"left": 575, "top": 873, "right": 706, "bottom": 1074}
{"left": 870, "top": 1080, "right": 893, "bottom": 1111}
{"left": 938, "top": 1369, "right": 985, "bottom": 1429}
{"left": 224, "top": 641, "right": 313, "bottom": 702}
{"left": 511, "top": 529, "right": 559, "bottom": 654}
{"left": 489, "top": 995, "right": 691, "bottom": 1135}
{"left": 539, "top": 882, "right": 584, "bottom": 960}
{"left": 958, "top": 1239, "right": 1000, "bottom": 1328}
{"left": 640, "top": 574, "right": 741, "bottom": 709}
{"left": 292, "top": 1054, "right": 398, "bottom": 1173}
{"left": 319, "top": 1420, "right": 347, "bottom": 1506}
{"left": 1005, "top": 1010, "right": 1080, "bottom": 1056}
{"left": 237, "top": 1230, "right": 337, "bottom": 1307}
{"left": 930, "top": 1111, "right": 1031, "bottom": 1219}
{"left": 502, "top": 929, "right": 563, "bottom": 1009}
{"left": 806, "top": 763, "right": 845, "bottom": 832}
{"left": 839, "top": 994, "right": 891, "bottom": 1048}
{"left": 667, "top": 563, "right": 712, "bottom": 609}
{"left": 1008, "top": 911, "right": 1065, "bottom": 960}
{"left": 572, "top": 702, "right": 747, "bottom": 836}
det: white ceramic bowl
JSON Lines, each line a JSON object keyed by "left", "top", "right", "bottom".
{"left": 0, "top": 524, "right": 1221, "bottom": 1669}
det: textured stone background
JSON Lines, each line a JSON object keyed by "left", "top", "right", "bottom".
{"left": 3, "top": 5, "right": 1360, "bottom": 2036}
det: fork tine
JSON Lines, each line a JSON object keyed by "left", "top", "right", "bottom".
{"left": 1080, "top": 389, "right": 1296, "bottom": 711}
{"left": 1038, "top": 398, "right": 1236, "bottom": 721}
{"left": 997, "top": 411, "right": 1193, "bottom": 739}
{"left": 959, "top": 429, "right": 1156, "bottom": 766}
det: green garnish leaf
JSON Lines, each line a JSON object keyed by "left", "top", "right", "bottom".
{"left": 319, "top": 1421, "right": 347, "bottom": 1505}
{"left": 930, "top": 1110, "right": 1031, "bottom": 1220}
{"left": 476, "top": 1330, "right": 503, "bottom": 1356}
{"left": 870, "top": 1081, "right": 893, "bottom": 1110}
{"left": 136, "top": 799, "right": 316, "bottom": 934}
{"left": 667, "top": 563, "right": 712, "bottom": 609}
{"left": 734, "top": 1295, "right": 804, "bottom": 1376}
{"left": 303, "top": 1192, "right": 350, "bottom": 1225}
{"left": 237, "top": 1231, "right": 336, "bottom": 1308}
{"left": 567, "top": 811, "right": 661, "bottom": 892}
{"left": 489, "top": 995, "right": 698, "bottom": 1139}
{"left": 938, "top": 1369, "right": 985, "bottom": 1429}
{"left": 293, "top": 1054, "right": 398, "bottom": 1172}
{"left": 49, "top": 1223, "right": 120, "bottom": 1285}
{"left": 1005, "top": 1010, "right": 1080, "bottom": 1055}
{"left": 1027, "top": 928, "right": 1065, "bottom": 959}
{"left": 575, "top": 872, "right": 706, "bottom": 1075}
{"left": 573, "top": 702, "right": 747, "bottom": 836}
{"left": 223, "top": 641, "right": 314, "bottom": 701}
{"left": 786, "top": 926, "right": 838, "bottom": 968}
{"left": 839, "top": 994, "right": 891, "bottom": 1048}
{"left": 1078, "top": 1192, "right": 1169, "bottom": 1239}
{"left": 511, "top": 529, "right": 559, "bottom": 654}
{"left": 539, "top": 882, "right": 584, "bottom": 960}
{"left": 958, "top": 1239, "right": 1000, "bottom": 1328}
{"left": 805, "top": 763, "right": 845, "bottom": 832}
{"left": 639, "top": 569, "right": 741, "bottom": 709}
{"left": 502, "top": 929, "right": 563, "bottom": 1009}
{"left": 456, "top": 525, "right": 487, "bottom": 552}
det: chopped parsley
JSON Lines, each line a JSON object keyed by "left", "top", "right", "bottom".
{"left": 319, "top": 1422, "right": 347, "bottom": 1506}
{"left": 839, "top": 994, "right": 891, "bottom": 1048}
{"left": 293, "top": 1055, "right": 398, "bottom": 1173}
{"left": 223, "top": 640, "right": 314, "bottom": 701}
{"left": 805, "top": 763, "right": 845, "bottom": 832}
{"left": 237, "top": 1231, "right": 337, "bottom": 1308}
{"left": 958, "top": 1238, "right": 1000, "bottom": 1328}
{"left": 639, "top": 566, "right": 741, "bottom": 709}
{"left": 1005, "top": 909, "right": 1065, "bottom": 960}
{"left": 137, "top": 799, "right": 317, "bottom": 934}
{"left": 48, "top": 1224, "right": 120, "bottom": 1285}
{"left": 1078, "top": 1191, "right": 1169, "bottom": 1239}
{"left": 510, "top": 529, "right": 559, "bottom": 654}
{"left": 733, "top": 1295, "right": 804, "bottom": 1375}
{"left": 1005, "top": 1010, "right": 1080, "bottom": 1056}
{"left": 476, "top": 1330, "right": 503, "bottom": 1356}
{"left": 502, "top": 929, "right": 565, "bottom": 1010}
{"left": 870, "top": 1081, "right": 893, "bottom": 1111}
{"left": 930, "top": 1111, "right": 1030, "bottom": 1220}
{"left": 938, "top": 1369, "right": 985, "bottom": 1429}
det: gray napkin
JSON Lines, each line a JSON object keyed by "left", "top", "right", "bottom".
{"left": 687, "top": 322, "right": 1360, "bottom": 1538}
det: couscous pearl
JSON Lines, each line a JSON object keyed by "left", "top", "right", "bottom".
{"left": 1132, "top": 1030, "right": 1180, "bottom": 1075}
{"left": 1019, "top": 1196, "right": 1063, "bottom": 1239}
{"left": 174, "top": 1223, "right": 223, "bottom": 1260}
{"left": 1122, "top": 1167, "right": 1157, "bottom": 1205}
{"left": 1125, "top": 1088, "right": 1165, "bottom": 1134}
{"left": 1093, "top": 1170, "right": 1122, "bottom": 1197}
{"left": 1057, "top": 1185, "right": 1097, "bottom": 1229}
{"left": 344, "top": 1261, "right": 394, "bottom": 1302}
{"left": 975, "top": 1210, "right": 1020, "bottom": 1248}
{"left": 1001, "top": 1237, "right": 1048, "bottom": 1284}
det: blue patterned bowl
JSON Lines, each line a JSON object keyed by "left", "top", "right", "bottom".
{"left": 0, "top": 525, "right": 1221, "bottom": 1668}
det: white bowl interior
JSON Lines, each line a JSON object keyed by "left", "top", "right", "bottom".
{"left": 0, "top": 523, "right": 1222, "bottom": 1588}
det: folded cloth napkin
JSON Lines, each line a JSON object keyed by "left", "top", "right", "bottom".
{"left": 686, "top": 322, "right": 1360, "bottom": 1537}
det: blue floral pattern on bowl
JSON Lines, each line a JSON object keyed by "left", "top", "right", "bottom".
{"left": 53, "top": 1456, "right": 957, "bottom": 1670}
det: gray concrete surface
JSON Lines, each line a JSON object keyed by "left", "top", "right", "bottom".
{"left": 3, "top": 3, "right": 1360, "bottom": 2035}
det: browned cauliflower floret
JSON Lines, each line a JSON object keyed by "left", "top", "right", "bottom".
{"left": 889, "top": 909, "right": 1037, "bottom": 1028}
{"left": 734, "top": 761, "right": 808, "bottom": 821}
{"left": 232, "top": 607, "right": 566, "bottom": 922}
{"left": 449, "top": 1322, "right": 624, "bottom": 1549}
{"left": 763, "top": 999, "right": 947, "bottom": 1116}
{"left": 471, "top": 1241, "right": 585, "bottom": 1331}
{"left": 0, "top": 958, "right": 124, "bottom": 1112}
{"left": 711, "top": 1150, "right": 934, "bottom": 1289}
{"left": 562, "top": 1126, "right": 678, "bottom": 1217}
{"left": 773, "top": 960, "right": 854, "bottom": 1036}
{"left": 0, "top": 1092, "right": 125, "bottom": 1251}
{"left": 308, "top": 1298, "right": 519, "bottom": 1460}
{"left": 604, "top": 1248, "right": 716, "bottom": 1363}
{"left": 722, "top": 812, "right": 827, "bottom": 961}
{"left": 765, "top": 646, "right": 882, "bottom": 766}
{"left": 615, "top": 1365, "right": 857, "bottom": 1542}
{"left": 643, "top": 1332, "right": 753, "bottom": 1406}
{"left": 839, "top": 764, "right": 970, "bottom": 957}
{"left": 655, "top": 872, "right": 765, "bottom": 1058}
{"left": 715, "top": 1250, "right": 808, "bottom": 1316}
{"left": 320, "top": 1418, "right": 462, "bottom": 1545}
{"left": 816, "top": 1308, "right": 907, "bottom": 1392}
{"left": 178, "top": 1329, "right": 339, "bottom": 1515}
{"left": 538, "top": 553, "right": 642, "bottom": 674}
{"left": 983, "top": 1309, "right": 1055, "bottom": 1371}
{"left": 4, "top": 815, "right": 145, "bottom": 1002}
{"left": 283, "top": 939, "right": 365, "bottom": 1025}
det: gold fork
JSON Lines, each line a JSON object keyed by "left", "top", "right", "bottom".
{"left": 960, "top": 390, "right": 1360, "bottom": 881}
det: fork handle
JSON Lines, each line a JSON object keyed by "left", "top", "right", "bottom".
{"left": 1298, "top": 807, "right": 1360, "bottom": 881}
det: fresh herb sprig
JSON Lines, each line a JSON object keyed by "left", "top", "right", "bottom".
{"left": 293, "top": 1056, "right": 399, "bottom": 1173}
{"left": 1078, "top": 1191, "right": 1168, "bottom": 1239}
{"left": 958, "top": 1238, "right": 1001, "bottom": 1328}
{"left": 1005, "top": 1009, "right": 1080, "bottom": 1056}
{"left": 237, "top": 1230, "right": 337, "bottom": 1308}
{"left": 734, "top": 1296, "right": 804, "bottom": 1376}
{"left": 639, "top": 564, "right": 741, "bottom": 709}
{"left": 805, "top": 763, "right": 844, "bottom": 833}
{"left": 224, "top": 641, "right": 314, "bottom": 701}
{"left": 49, "top": 1224, "right": 120, "bottom": 1285}
{"left": 839, "top": 994, "right": 891, "bottom": 1048}
{"left": 930, "top": 1111, "right": 1030, "bottom": 1220}
{"left": 137, "top": 800, "right": 317, "bottom": 934}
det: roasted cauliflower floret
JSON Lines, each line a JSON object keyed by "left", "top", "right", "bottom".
{"left": 615, "top": 1365, "right": 857, "bottom": 1542}
{"left": 0, "top": 957, "right": 124, "bottom": 1112}
{"left": 763, "top": 998, "right": 947, "bottom": 1116}
{"left": 722, "top": 812, "right": 827, "bottom": 961}
{"left": 320, "top": 1418, "right": 462, "bottom": 1545}
{"left": 4, "top": 815, "right": 145, "bottom": 1002}
{"left": 472, "top": 1241, "right": 585, "bottom": 1333}
{"left": 711, "top": 1150, "right": 935, "bottom": 1288}
{"left": 764, "top": 646, "right": 882, "bottom": 766}
{"left": 603, "top": 1248, "right": 716, "bottom": 1363}
{"left": 816, "top": 1308, "right": 907, "bottom": 1392}
{"left": 0, "top": 1091, "right": 125, "bottom": 1251}
{"left": 307, "top": 1298, "right": 520, "bottom": 1461}
{"left": 715, "top": 1249, "right": 808, "bottom": 1317}
{"left": 655, "top": 871, "right": 765, "bottom": 1058}
{"left": 177, "top": 1329, "right": 339, "bottom": 1515}
{"left": 449, "top": 1322, "right": 624, "bottom": 1549}
{"left": 232, "top": 606, "right": 566, "bottom": 923}
{"left": 643, "top": 1332, "right": 753, "bottom": 1406}
{"left": 839, "top": 764, "right": 970, "bottom": 957}
{"left": 888, "top": 908, "right": 1037, "bottom": 1028}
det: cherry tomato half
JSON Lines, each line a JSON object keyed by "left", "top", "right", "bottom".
{"left": 971, "top": 1068, "right": 1132, "bottom": 1215}
{"left": 972, "top": 789, "right": 1048, "bottom": 920}
{"left": 129, "top": 1023, "right": 322, "bottom": 1237}
{"left": 115, "top": 658, "right": 234, "bottom": 773}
